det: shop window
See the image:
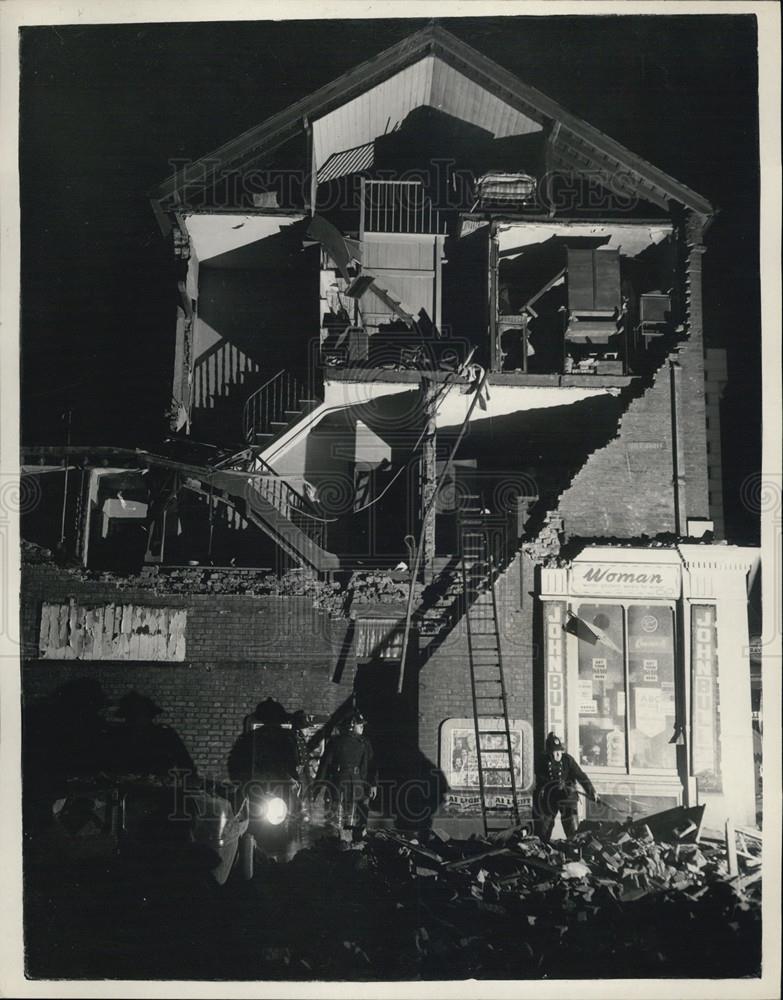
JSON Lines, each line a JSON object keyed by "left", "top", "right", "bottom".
{"left": 576, "top": 603, "right": 677, "bottom": 773}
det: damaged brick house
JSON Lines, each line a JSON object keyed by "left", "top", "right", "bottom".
{"left": 22, "top": 24, "right": 759, "bottom": 835}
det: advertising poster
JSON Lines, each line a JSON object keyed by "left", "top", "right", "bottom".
{"left": 441, "top": 718, "right": 532, "bottom": 794}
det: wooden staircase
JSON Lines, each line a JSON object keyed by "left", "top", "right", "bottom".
{"left": 182, "top": 456, "right": 339, "bottom": 575}
{"left": 243, "top": 369, "right": 321, "bottom": 451}
{"left": 190, "top": 338, "right": 263, "bottom": 444}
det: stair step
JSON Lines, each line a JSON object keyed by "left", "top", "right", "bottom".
{"left": 269, "top": 421, "right": 289, "bottom": 429}
{"left": 283, "top": 409, "right": 304, "bottom": 418}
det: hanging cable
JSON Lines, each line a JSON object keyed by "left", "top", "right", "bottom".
{"left": 265, "top": 352, "right": 477, "bottom": 523}
{"left": 348, "top": 355, "right": 475, "bottom": 516}
{"left": 397, "top": 365, "right": 490, "bottom": 694}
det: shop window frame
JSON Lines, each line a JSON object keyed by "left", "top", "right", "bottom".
{"left": 566, "top": 597, "right": 680, "bottom": 780}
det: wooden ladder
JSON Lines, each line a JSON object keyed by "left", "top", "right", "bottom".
{"left": 460, "top": 501, "right": 520, "bottom": 836}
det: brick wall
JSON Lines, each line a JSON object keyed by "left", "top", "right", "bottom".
{"left": 21, "top": 564, "right": 355, "bottom": 779}
{"left": 555, "top": 334, "right": 710, "bottom": 539}
{"left": 417, "top": 552, "right": 537, "bottom": 792}
{"left": 680, "top": 211, "right": 710, "bottom": 522}
{"left": 704, "top": 348, "right": 728, "bottom": 538}
{"left": 677, "top": 330, "right": 711, "bottom": 524}
{"left": 555, "top": 357, "right": 678, "bottom": 538}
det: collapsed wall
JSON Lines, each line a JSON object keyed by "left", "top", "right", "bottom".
{"left": 21, "top": 560, "right": 355, "bottom": 779}
{"left": 555, "top": 332, "right": 710, "bottom": 540}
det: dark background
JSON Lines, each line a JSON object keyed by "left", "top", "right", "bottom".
{"left": 19, "top": 15, "right": 760, "bottom": 542}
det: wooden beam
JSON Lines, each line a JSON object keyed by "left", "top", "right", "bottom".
{"left": 551, "top": 147, "right": 671, "bottom": 212}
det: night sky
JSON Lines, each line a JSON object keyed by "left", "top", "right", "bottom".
{"left": 19, "top": 14, "right": 760, "bottom": 541}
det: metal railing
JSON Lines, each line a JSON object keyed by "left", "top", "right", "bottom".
{"left": 243, "top": 369, "right": 308, "bottom": 445}
{"left": 193, "top": 338, "right": 260, "bottom": 410}
{"left": 362, "top": 180, "right": 444, "bottom": 235}
{"left": 247, "top": 456, "right": 329, "bottom": 552}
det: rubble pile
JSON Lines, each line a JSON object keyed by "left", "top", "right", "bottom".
{"left": 268, "top": 820, "right": 761, "bottom": 980}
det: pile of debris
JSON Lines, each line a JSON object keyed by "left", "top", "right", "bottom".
{"left": 223, "top": 808, "right": 761, "bottom": 980}
{"left": 346, "top": 814, "right": 762, "bottom": 979}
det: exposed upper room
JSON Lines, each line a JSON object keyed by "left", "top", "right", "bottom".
{"left": 153, "top": 22, "right": 716, "bottom": 448}
{"left": 152, "top": 24, "right": 714, "bottom": 226}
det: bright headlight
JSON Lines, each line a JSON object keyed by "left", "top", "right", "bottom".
{"left": 264, "top": 796, "right": 288, "bottom": 826}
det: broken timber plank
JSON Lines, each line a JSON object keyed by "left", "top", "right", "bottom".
{"left": 442, "top": 847, "right": 515, "bottom": 870}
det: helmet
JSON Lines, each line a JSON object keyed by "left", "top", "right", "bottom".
{"left": 253, "top": 698, "right": 288, "bottom": 726}
{"left": 545, "top": 732, "right": 565, "bottom": 752}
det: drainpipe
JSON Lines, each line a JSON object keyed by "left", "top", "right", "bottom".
{"left": 670, "top": 359, "right": 687, "bottom": 536}
{"left": 58, "top": 409, "right": 72, "bottom": 549}
{"left": 304, "top": 116, "right": 316, "bottom": 216}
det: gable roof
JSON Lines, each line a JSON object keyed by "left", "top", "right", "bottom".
{"left": 152, "top": 23, "right": 714, "bottom": 218}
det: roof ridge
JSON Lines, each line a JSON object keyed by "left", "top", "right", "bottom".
{"left": 150, "top": 22, "right": 713, "bottom": 218}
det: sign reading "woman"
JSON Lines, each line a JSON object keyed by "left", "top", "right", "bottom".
{"left": 571, "top": 562, "right": 680, "bottom": 599}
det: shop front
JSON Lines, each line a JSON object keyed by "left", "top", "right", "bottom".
{"left": 540, "top": 544, "right": 759, "bottom": 832}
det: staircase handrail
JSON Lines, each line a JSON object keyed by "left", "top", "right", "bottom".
{"left": 250, "top": 454, "right": 333, "bottom": 524}
{"left": 243, "top": 368, "right": 310, "bottom": 445}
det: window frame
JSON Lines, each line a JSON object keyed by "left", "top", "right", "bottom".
{"left": 567, "top": 597, "right": 680, "bottom": 779}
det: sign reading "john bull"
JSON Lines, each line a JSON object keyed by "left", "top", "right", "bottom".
{"left": 572, "top": 562, "right": 680, "bottom": 599}
{"left": 691, "top": 605, "right": 721, "bottom": 792}
{"left": 544, "top": 602, "right": 567, "bottom": 736}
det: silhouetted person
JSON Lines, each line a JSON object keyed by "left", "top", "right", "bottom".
{"left": 314, "top": 712, "right": 377, "bottom": 849}
{"left": 229, "top": 698, "right": 299, "bottom": 787}
{"left": 289, "top": 709, "right": 313, "bottom": 787}
{"left": 108, "top": 691, "right": 194, "bottom": 778}
{"left": 22, "top": 678, "right": 111, "bottom": 833}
